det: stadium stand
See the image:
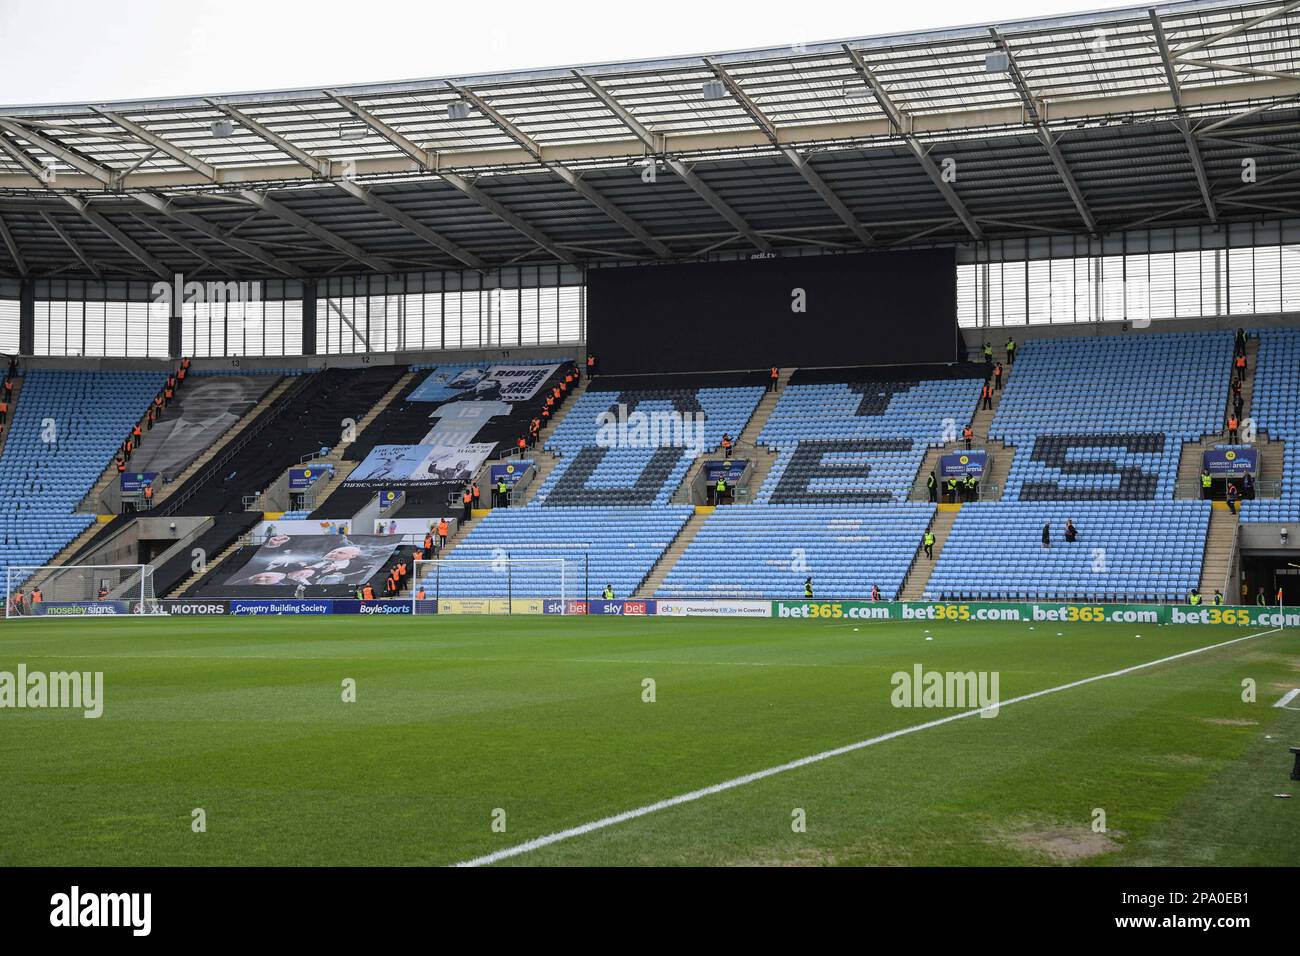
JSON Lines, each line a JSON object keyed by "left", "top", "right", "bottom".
{"left": 755, "top": 366, "right": 985, "bottom": 503}
{"left": 163, "top": 365, "right": 407, "bottom": 516}
{"left": 990, "top": 332, "right": 1233, "bottom": 501}
{"left": 655, "top": 503, "right": 935, "bottom": 600}
{"left": 311, "top": 360, "right": 579, "bottom": 519}
{"left": 533, "top": 377, "right": 764, "bottom": 507}
{"left": 0, "top": 368, "right": 162, "bottom": 588}
{"left": 420, "top": 505, "right": 694, "bottom": 599}
{"left": 1241, "top": 327, "right": 1299, "bottom": 522}
{"left": 925, "top": 500, "right": 1212, "bottom": 602}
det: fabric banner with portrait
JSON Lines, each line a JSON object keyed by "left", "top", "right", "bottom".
{"left": 223, "top": 534, "right": 399, "bottom": 589}
{"left": 130, "top": 375, "right": 275, "bottom": 479}
{"left": 343, "top": 442, "right": 495, "bottom": 487}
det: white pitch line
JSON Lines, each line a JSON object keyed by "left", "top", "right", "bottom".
{"left": 1275, "top": 688, "right": 1300, "bottom": 710}
{"left": 455, "top": 626, "right": 1284, "bottom": 867}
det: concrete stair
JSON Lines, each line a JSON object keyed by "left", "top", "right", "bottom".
{"left": 898, "top": 507, "right": 960, "bottom": 600}
{"left": 0, "top": 374, "right": 24, "bottom": 461}
{"left": 173, "top": 538, "right": 245, "bottom": 597}
{"left": 634, "top": 508, "right": 711, "bottom": 598}
{"left": 1198, "top": 507, "right": 1239, "bottom": 598}
{"left": 517, "top": 376, "right": 590, "bottom": 505}
{"left": 1174, "top": 336, "right": 1282, "bottom": 498}
{"left": 667, "top": 367, "right": 789, "bottom": 503}
{"left": 738, "top": 368, "right": 792, "bottom": 445}
{"left": 909, "top": 366, "right": 1012, "bottom": 500}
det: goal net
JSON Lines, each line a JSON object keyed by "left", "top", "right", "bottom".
{"left": 412, "top": 556, "right": 571, "bottom": 614}
{"left": 5, "top": 564, "right": 161, "bottom": 618}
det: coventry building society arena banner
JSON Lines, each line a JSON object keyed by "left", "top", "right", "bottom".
{"left": 222, "top": 534, "right": 399, "bottom": 588}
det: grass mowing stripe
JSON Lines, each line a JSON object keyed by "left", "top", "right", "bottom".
{"left": 455, "top": 626, "right": 1283, "bottom": 867}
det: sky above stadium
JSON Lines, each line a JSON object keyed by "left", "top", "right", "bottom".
{"left": 1, "top": 0, "right": 1144, "bottom": 104}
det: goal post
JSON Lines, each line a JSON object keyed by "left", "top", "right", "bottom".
{"left": 4, "top": 564, "right": 160, "bottom": 618}
{"left": 411, "top": 556, "right": 571, "bottom": 615}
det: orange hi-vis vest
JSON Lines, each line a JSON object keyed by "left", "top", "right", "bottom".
{"left": 438, "top": 519, "right": 448, "bottom": 536}
{"left": 463, "top": 490, "right": 472, "bottom": 504}
{"left": 363, "top": 585, "right": 374, "bottom": 600}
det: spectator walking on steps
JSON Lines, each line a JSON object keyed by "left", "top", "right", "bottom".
{"left": 1226, "top": 482, "right": 1239, "bottom": 514}
{"left": 1235, "top": 328, "right": 1248, "bottom": 357}
{"left": 927, "top": 470, "right": 937, "bottom": 503}
{"left": 1042, "top": 522, "right": 1052, "bottom": 549}
{"left": 1242, "top": 470, "right": 1255, "bottom": 500}
{"left": 1064, "top": 518, "right": 1077, "bottom": 543}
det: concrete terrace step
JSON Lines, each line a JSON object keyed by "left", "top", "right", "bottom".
{"left": 634, "top": 507, "right": 712, "bottom": 598}
{"left": 1198, "top": 507, "right": 1239, "bottom": 598}
{"left": 899, "top": 506, "right": 959, "bottom": 601}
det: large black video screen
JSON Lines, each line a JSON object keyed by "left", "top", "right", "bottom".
{"left": 586, "top": 249, "right": 957, "bottom": 375}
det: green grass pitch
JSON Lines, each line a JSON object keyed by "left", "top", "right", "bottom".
{"left": 1, "top": 615, "right": 1298, "bottom": 866}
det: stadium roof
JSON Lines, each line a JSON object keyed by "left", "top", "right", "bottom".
{"left": 1, "top": 0, "right": 1299, "bottom": 281}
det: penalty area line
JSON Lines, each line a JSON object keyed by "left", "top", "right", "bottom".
{"left": 454, "top": 626, "right": 1283, "bottom": 867}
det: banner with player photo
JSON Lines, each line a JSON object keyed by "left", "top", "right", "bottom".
{"left": 344, "top": 442, "right": 494, "bottom": 487}
{"left": 222, "top": 534, "right": 399, "bottom": 589}
{"left": 129, "top": 374, "right": 274, "bottom": 478}
{"left": 408, "top": 363, "right": 560, "bottom": 404}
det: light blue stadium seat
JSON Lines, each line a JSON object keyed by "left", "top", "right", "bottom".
{"left": 656, "top": 503, "right": 935, "bottom": 599}
{"left": 1, "top": 368, "right": 163, "bottom": 590}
